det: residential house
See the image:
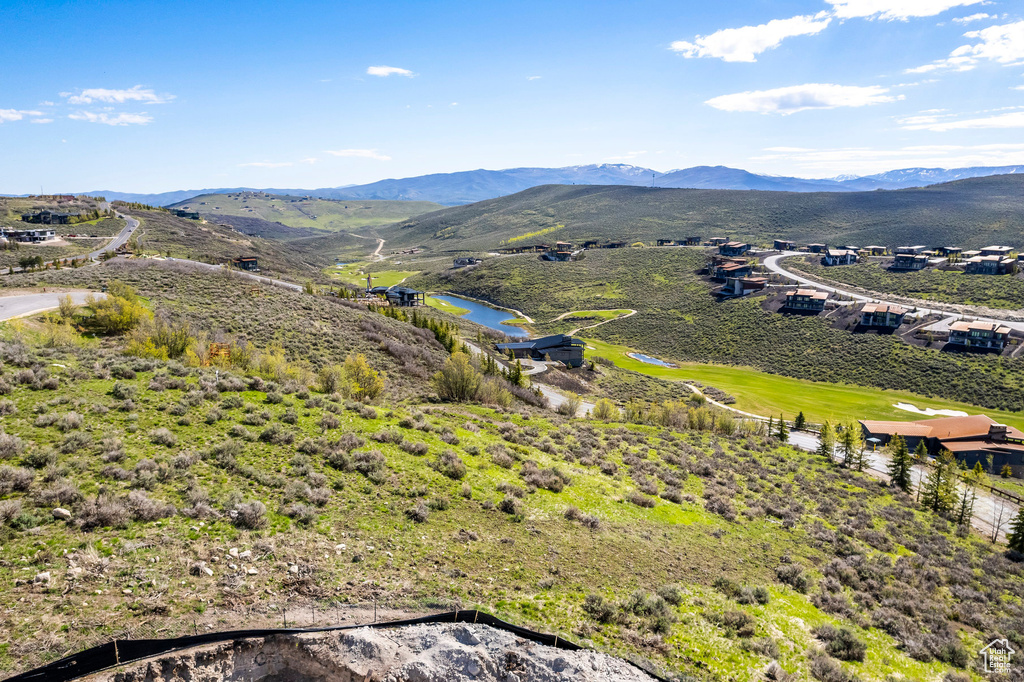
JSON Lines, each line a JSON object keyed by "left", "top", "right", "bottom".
{"left": 718, "top": 276, "right": 767, "bottom": 298}
{"left": 683, "top": 236, "right": 701, "bottom": 246}
{"left": 657, "top": 239, "right": 678, "bottom": 246}
{"left": 947, "top": 320, "right": 1010, "bottom": 350}
{"left": 981, "top": 245, "right": 1014, "bottom": 257}
{"left": 860, "top": 303, "right": 907, "bottom": 328}
{"left": 860, "top": 414, "right": 1024, "bottom": 475}
{"left": 383, "top": 286, "right": 425, "bottom": 307}
{"left": 806, "top": 243, "right": 827, "bottom": 253}
{"left": 821, "top": 248, "right": 857, "bottom": 266}
{"left": 21, "top": 210, "right": 77, "bottom": 225}
{"left": 582, "top": 240, "right": 599, "bottom": 249}
{"left": 495, "top": 334, "right": 585, "bottom": 368}
{"left": 453, "top": 257, "right": 482, "bottom": 268}
{"left": 708, "top": 237, "right": 728, "bottom": 246}
{"left": 718, "top": 241, "right": 750, "bottom": 257}
{"left": 230, "top": 257, "right": 259, "bottom": 271}
{"left": 0, "top": 228, "right": 56, "bottom": 243}
{"left": 862, "top": 245, "right": 886, "bottom": 256}
{"left": 962, "top": 250, "right": 982, "bottom": 259}
{"left": 602, "top": 241, "right": 628, "bottom": 249}
{"left": 895, "top": 245, "right": 928, "bottom": 255}
{"left": 891, "top": 254, "right": 929, "bottom": 271}
{"left": 773, "top": 239, "right": 795, "bottom": 251}
{"left": 936, "top": 246, "right": 962, "bottom": 259}
{"left": 783, "top": 289, "right": 828, "bottom": 312}
{"left": 965, "top": 255, "right": 1016, "bottom": 275}
{"left": 711, "top": 259, "right": 752, "bottom": 281}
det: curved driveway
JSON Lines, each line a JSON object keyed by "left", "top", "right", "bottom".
{"left": 763, "top": 252, "right": 1024, "bottom": 334}
{"left": 0, "top": 291, "right": 100, "bottom": 321}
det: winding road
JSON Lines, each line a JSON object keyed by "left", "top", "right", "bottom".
{"left": 0, "top": 291, "right": 100, "bottom": 321}
{"left": 763, "top": 252, "right": 1024, "bottom": 334}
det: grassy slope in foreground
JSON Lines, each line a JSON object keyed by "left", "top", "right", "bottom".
{"left": 585, "top": 338, "right": 1024, "bottom": 431}
{"left": 172, "top": 193, "right": 443, "bottom": 232}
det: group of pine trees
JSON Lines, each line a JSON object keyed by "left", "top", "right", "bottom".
{"left": 813, "top": 420, "right": 867, "bottom": 471}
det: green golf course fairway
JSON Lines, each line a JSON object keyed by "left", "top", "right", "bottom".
{"left": 426, "top": 295, "right": 470, "bottom": 316}
{"left": 583, "top": 338, "right": 1024, "bottom": 431}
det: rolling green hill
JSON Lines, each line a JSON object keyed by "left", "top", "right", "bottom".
{"left": 170, "top": 192, "right": 442, "bottom": 234}
{"left": 0, "top": 262, "right": 1017, "bottom": 681}
{"left": 409, "top": 248, "right": 1024, "bottom": 413}
{"left": 382, "top": 174, "right": 1024, "bottom": 252}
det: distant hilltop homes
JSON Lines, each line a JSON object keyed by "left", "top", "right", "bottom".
{"left": 0, "top": 227, "right": 57, "bottom": 243}
{"left": 21, "top": 210, "right": 80, "bottom": 225}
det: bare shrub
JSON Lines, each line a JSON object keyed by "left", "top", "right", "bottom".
{"left": 405, "top": 500, "right": 430, "bottom": 523}
{"left": 232, "top": 501, "right": 267, "bottom": 530}
{"left": 352, "top": 449, "right": 388, "bottom": 484}
{"left": 521, "top": 461, "right": 570, "bottom": 492}
{"left": 128, "top": 490, "right": 176, "bottom": 521}
{"left": 627, "top": 491, "right": 656, "bottom": 508}
{"left": 0, "top": 399, "right": 16, "bottom": 416}
{"left": 60, "top": 431, "right": 92, "bottom": 454}
{"left": 0, "top": 465, "right": 34, "bottom": 493}
{"left": 150, "top": 428, "right": 178, "bottom": 447}
{"left": 282, "top": 502, "right": 317, "bottom": 525}
{"left": 78, "top": 496, "right": 130, "bottom": 530}
{"left": 0, "top": 432, "right": 26, "bottom": 459}
{"left": 432, "top": 450, "right": 467, "bottom": 480}
{"left": 401, "top": 440, "right": 429, "bottom": 456}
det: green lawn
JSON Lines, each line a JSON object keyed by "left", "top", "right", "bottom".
{"left": 584, "top": 338, "right": 1024, "bottom": 430}
{"left": 561, "top": 309, "right": 633, "bottom": 321}
{"left": 325, "top": 262, "right": 418, "bottom": 288}
{"left": 426, "top": 295, "right": 470, "bottom": 316}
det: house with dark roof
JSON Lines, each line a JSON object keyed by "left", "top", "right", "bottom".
{"left": 495, "top": 334, "right": 585, "bottom": 368}
{"left": 21, "top": 210, "right": 77, "bottom": 225}
{"left": 805, "top": 243, "right": 827, "bottom": 253}
{"left": 231, "top": 257, "right": 259, "bottom": 272}
{"left": 718, "top": 241, "right": 750, "bottom": 257}
{"left": 860, "top": 414, "right": 1024, "bottom": 475}
{"left": 369, "top": 285, "right": 425, "bottom": 307}
{"left": 891, "top": 254, "right": 929, "bottom": 271}
{"left": 718, "top": 276, "right": 767, "bottom": 298}
{"left": 981, "top": 245, "right": 1014, "bottom": 257}
{"left": 861, "top": 245, "right": 886, "bottom": 256}
{"left": 773, "top": 239, "right": 795, "bottom": 251}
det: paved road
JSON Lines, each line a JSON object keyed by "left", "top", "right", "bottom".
{"left": 91, "top": 211, "right": 139, "bottom": 258}
{"left": 763, "top": 252, "right": 1024, "bottom": 334}
{"left": 0, "top": 291, "right": 98, "bottom": 321}
{"left": 786, "top": 428, "right": 1015, "bottom": 540}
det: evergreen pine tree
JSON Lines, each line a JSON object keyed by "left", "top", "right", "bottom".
{"left": 955, "top": 461, "right": 977, "bottom": 527}
{"left": 921, "top": 450, "right": 958, "bottom": 514}
{"left": 794, "top": 411, "right": 806, "bottom": 430}
{"left": 845, "top": 422, "right": 865, "bottom": 470}
{"left": 886, "top": 435, "right": 912, "bottom": 492}
{"left": 767, "top": 416, "right": 774, "bottom": 435}
{"left": 776, "top": 415, "right": 788, "bottom": 442}
{"left": 816, "top": 421, "right": 835, "bottom": 462}
{"left": 1007, "top": 513, "right": 1024, "bottom": 554}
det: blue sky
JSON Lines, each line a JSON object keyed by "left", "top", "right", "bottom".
{"left": 1, "top": 0, "right": 1022, "bottom": 192}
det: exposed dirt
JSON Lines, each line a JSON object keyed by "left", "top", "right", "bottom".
{"left": 82, "top": 623, "right": 658, "bottom": 682}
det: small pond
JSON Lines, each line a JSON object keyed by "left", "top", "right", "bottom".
{"left": 628, "top": 352, "right": 676, "bottom": 368}
{"left": 432, "top": 295, "right": 530, "bottom": 338}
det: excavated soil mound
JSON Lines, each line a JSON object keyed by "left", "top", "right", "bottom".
{"left": 83, "top": 622, "right": 658, "bottom": 682}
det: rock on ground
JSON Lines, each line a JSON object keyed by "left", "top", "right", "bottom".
{"left": 81, "top": 622, "right": 658, "bottom": 682}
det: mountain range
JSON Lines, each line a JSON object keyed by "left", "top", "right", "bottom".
{"left": 42, "top": 163, "right": 1024, "bottom": 207}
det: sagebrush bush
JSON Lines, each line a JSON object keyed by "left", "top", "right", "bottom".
{"left": 150, "top": 428, "right": 178, "bottom": 447}
{"left": 77, "top": 496, "right": 130, "bottom": 530}
{"left": 432, "top": 450, "right": 467, "bottom": 480}
{"left": 232, "top": 501, "right": 267, "bottom": 529}
{"left": 0, "top": 432, "right": 27, "bottom": 460}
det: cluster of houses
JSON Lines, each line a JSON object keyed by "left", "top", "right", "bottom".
{"left": 368, "top": 285, "right": 426, "bottom": 307}
{"left": 709, "top": 252, "right": 767, "bottom": 298}
{"left": 452, "top": 257, "right": 482, "bottom": 268}
{"left": 0, "top": 227, "right": 57, "bottom": 243}
{"left": 20, "top": 210, "right": 80, "bottom": 225}
{"left": 860, "top": 414, "right": 1024, "bottom": 476}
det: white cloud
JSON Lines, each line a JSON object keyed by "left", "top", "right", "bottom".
{"left": 323, "top": 148, "right": 391, "bottom": 161}
{"left": 527, "top": 75, "right": 542, "bottom": 80}
{"left": 1014, "top": 85, "right": 1024, "bottom": 90}
{"left": 953, "top": 13, "right": 993, "bottom": 24}
{"left": 68, "top": 111, "right": 153, "bottom": 125}
{"left": 670, "top": 12, "right": 831, "bottom": 62}
{"left": 705, "top": 83, "right": 899, "bottom": 114}
{"left": 825, "top": 0, "right": 985, "bottom": 21}
{"left": 901, "top": 110, "right": 1024, "bottom": 131}
{"left": 300, "top": 157, "right": 318, "bottom": 164}
{"left": 0, "top": 109, "right": 43, "bottom": 123}
{"left": 62, "top": 85, "right": 172, "bottom": 105}
{"left": 238, "top": 161, "right": 294, "bottom": 168}
{"left": 366, "top": 65, "right": 414, "bottom": 77}
{"left": 905, "top": 20, "right": 1024, "bottom": 72}
{"left": 30, "top": 118, "right": 53, "bottom": 124}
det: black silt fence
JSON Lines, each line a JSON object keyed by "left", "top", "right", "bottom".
{"left": 5, "top": 609, "right": 669, "bottom": 682}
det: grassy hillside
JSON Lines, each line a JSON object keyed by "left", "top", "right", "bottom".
{"left": 792, "top": 259, "right": 1024, "bottom": 311}
{"left": 171, "top": 192, "right": 442, "bottom": 234}
{"left": 0, "top": 270, "right": 1018, "bottom": 681}
{"left": 409, "top": 248, "right": 1024, "bottom": 412}
{"left": 382, "top": 175, "right": 1024, "bottom": 252}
